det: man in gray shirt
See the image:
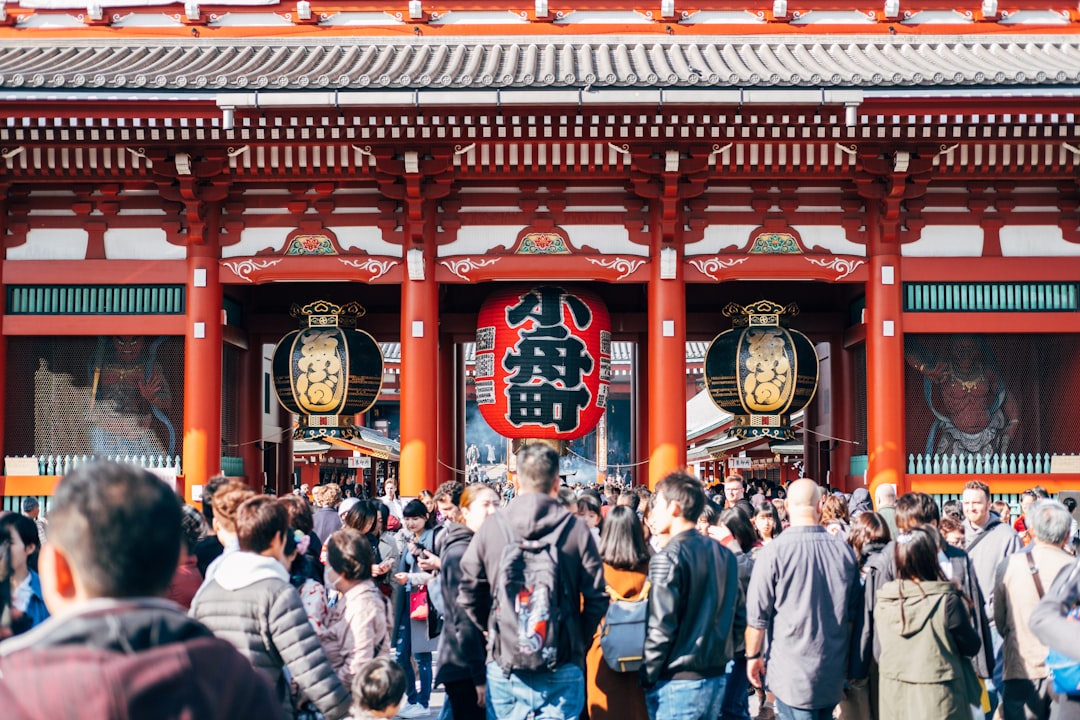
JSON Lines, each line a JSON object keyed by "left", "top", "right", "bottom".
{"left": 745, "top": 479, "right": 860, "bottom": 720}
{"left": 962, "top": 479, "right": 1023, "bottom": 718}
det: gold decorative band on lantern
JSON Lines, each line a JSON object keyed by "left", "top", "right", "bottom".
{"left": 289, "top": 300, "right": 367, "bottom": 329}
{"left": 732, "top": 414, "right": 795, "bottom": 440}
{"left": 722, "top": 300, "right": 800, "bottom": 328}
{"left": 295, "top": 414, "right": 359, "bottom": 440}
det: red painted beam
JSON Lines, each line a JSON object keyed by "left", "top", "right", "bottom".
{"left": 3, "top": 315, "right": 186, "bottom": 335}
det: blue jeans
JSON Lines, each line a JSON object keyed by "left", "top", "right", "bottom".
{"left": 721, "top": 655, "right": 752, "bottom": 720}
{"left": 985, "top": 626, "right": 1005, "bottom": 720}
{"left": 646, "top": 676, "right": 727, "bottom": 720}
{"left": 775, "top": 699, "right": 835, "bottom": 720}
{"left": 485, "top": 662, "right": 584, "bottom": 720}
{"left": 395, "top": 622, "right": 432, "bottom": 707}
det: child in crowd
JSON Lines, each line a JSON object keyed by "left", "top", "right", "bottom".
{"left": 350, "top": 658, "right": 407, "bottom": 720}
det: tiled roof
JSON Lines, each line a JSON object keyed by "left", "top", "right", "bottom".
{"left": 2, "top": 35, "right": 1080, "bottom": 92}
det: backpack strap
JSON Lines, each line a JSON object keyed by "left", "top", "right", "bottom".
{"left": 1026, "top": 551, "right": 1046, "bottom": 599}
{"left": 606, "top": 581, "right": 651, "bottom": 604}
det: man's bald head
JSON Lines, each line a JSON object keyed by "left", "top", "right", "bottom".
{"left": 786, "top": 479, "right": 823, "bottom": 525}
{"left": 875, "top": 483, "right": 897, "bottom": 508}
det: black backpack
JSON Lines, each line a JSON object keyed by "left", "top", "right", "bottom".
{"left": 490, "top": 513, "right": 572, "bottom": 674}
{"left": 599, "top": 581, "right": 651, "bottom": 673}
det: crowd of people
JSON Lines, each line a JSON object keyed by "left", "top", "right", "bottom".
{"left": 2, "top": 452, "right": 1080, "bottom": 720}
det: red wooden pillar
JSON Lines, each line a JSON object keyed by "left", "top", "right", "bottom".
{"left": 238, "top": 333, "right": 264, "bottom": 491}
{"left": 631, "top": 339, "right": 649, "bottom": 486}
{"left": 865, "top": 200, "right": 908, "bottom": 499}
{"left": 182, "top": 203, "right": 223, "bottom": 503}
{"left": 437, "top": 334, "right": 460, "bottom": 485}
{"left": 833, "top": 336, "right": 855, "bottom": 490}
{"left": 0, "top": 253, "right": 6, "bottom": 459}
{"left": 647, "top": 228, "right": 687, "bottom": 488}
{"left": 455, "top": 344, "right": 468, "bottom": 478}
{"left": 400, "top": 244, "right": 439, "bottom": 497}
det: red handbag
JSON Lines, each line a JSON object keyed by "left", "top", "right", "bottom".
{"left": 409, "top": 586, "right": 429, "bottom": 621}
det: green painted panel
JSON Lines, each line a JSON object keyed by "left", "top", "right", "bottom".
{"left": 7, "top": 285, "right": 186, "bottom": 315}
{"left": 903, "top": 282, "right": 1080, "bottom": 312}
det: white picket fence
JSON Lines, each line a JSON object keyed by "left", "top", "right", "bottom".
{"left": 7, "top": 453, "right": 182, "bottom": 477}
{"left": 908, "top": 452, "right": 1065, "bottom": 475}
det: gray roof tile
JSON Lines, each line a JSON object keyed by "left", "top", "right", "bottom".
{"left": 2, "top": 36, "right": 1080, "bottom": 92}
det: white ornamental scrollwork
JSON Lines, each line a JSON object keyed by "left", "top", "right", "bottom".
{"left": 223, "top": 259, "right": 282, "bottom": 283}
{"left": 689, "top": 256, "right": 748, "bottom": 281}
{"left": 441, "top": 257, "right": 500, "bottom": 281}
{"left": 339, "top": 258, "right": 397, "bottom": 281}
{"left": 804, "top": 256, "right": 865, "bottom": 281}
{"left": 585, "top": 257, "right": 645, "bottom": 281}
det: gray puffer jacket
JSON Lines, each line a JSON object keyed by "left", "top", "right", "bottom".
{"left": 190, "top": 552, "right": 351, "bottom": 720}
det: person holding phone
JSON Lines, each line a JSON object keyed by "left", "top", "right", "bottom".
{"left": 391, "top": 500, "right": 441, "bottom": 718}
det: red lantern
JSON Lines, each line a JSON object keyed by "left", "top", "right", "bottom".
{"left": 476, "top": 285, "right": 611, "bottom": 441}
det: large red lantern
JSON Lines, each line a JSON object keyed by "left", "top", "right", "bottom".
{"left": 476, "top": 285, "right": 611, "bottom": 441}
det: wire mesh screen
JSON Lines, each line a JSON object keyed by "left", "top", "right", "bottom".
{"left": 905, "top": 334, "right": 1080, "bottom": 462}
{"left": 6, "top": 336, "right": 184, "bottom": 459}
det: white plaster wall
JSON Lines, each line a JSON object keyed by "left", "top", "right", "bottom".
{"left": 791, "top": 226, "right": 865, "bottom": 256}
{"left": 559, "top": 225, "right": 642, "bottom": 256}
{"left": 902, "top": 226, "right": 985, "bottom": 257}
{"left": 332, "top": 226, "right": 402, "bottom": 257}
{"left": 438, "top": 225, "right": 641, "bottom": 257}
{"left": 104, "top": 228, "right": 184, "bottom": 260}
{"left": 684, "top": 225, "right": 761, "bottom": 256}
{"left": 437, "top": 226, "right": 521, "bottom": 256}
{"left": 7, "top": 229, "right": 88, "bottom": 260}
{"left": 223, "top": 228, "right": 292, "bottom": 258}
{"left": 1000, "top": 226, "right": 1080, "bottom": 256}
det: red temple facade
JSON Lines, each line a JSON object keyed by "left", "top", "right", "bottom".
{"left": 2, "top": 0, "right": 1080, "bottom": 504}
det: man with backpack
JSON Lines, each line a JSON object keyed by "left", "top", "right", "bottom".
{"left": 641, "top": 471, "right": 744, "bottom": 720}
{"left": 458, "top": 442, "right": 609, "bottom": 720}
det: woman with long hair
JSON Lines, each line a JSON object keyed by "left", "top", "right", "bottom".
{"left": 753, "top": 502, "right": 782, "bottom": 550}
{"left": 874, "top": 526, "right": 981, "bottom": 720}
{"left": 838, "top": 511, "right": 892, "bottom": 720}
{"left": 713, "top": 508, "right": 757, "bottom": 720}
{"left": 586, "top": 505, "right": 651, "bottom": 720}
{"left": 434, "top": 483, "right": 501, "bottom": 720}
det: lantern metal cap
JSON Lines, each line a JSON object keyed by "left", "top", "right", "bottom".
{"left": 290, "top": 300, "right": 366, "bottom": 329}
{"left": 723, "top": 300, "right": 799, "bottom": 328}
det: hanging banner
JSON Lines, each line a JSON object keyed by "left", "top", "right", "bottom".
{"left": 475, "top": 285, "right": 611, "bottom": 441}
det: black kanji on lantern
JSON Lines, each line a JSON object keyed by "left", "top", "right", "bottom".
{"left": 502, "top": 286, "right": 595, "bottom": 433}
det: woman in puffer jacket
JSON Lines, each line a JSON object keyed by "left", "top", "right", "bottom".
{"left": 322, "top": 527, "right": 394, "bottom": 689}
{"left": 191, "top": 495, "right": 351, "bottom": 720}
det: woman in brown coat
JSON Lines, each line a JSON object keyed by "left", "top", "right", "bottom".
{"left": 585, "top": 505, "right": 651, "bottom": 720}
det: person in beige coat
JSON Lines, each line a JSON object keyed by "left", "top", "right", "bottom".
{"left": 993, "top": 499, "right": 1076, "bottom": 720}
{"left": 322, "top": 528, "right": 394, "bottom": 690}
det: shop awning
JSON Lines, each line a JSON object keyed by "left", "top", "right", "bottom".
{"left": 687, "top": 410, "right": 805, "bottom": 462}
{"left": 324, "top": 429, "right": 400, "bottom": 462}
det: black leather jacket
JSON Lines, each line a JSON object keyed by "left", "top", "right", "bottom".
{"left": 641, "top": 529, "right": 745, "bottom": 686}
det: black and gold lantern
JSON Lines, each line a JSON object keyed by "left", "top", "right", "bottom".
{"left": 704, "top": 300, "right": 819, "bottom": 440}
{"left": 272, "top": 300, "right": 384, "bottom": 439}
